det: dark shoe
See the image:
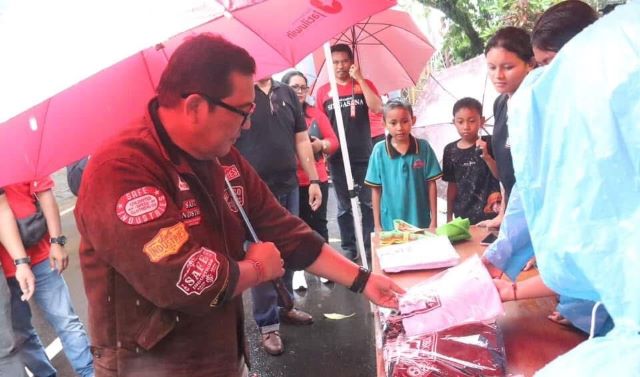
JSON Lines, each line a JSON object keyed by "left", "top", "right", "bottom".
{"left": 261, "top": 331, "right": 283, "bottom": 355}
{"left": 344, "top": 249, "right": 359, "bottom": 261}
{"left": 279, "top": 308, "right": 313, "bottom": 325}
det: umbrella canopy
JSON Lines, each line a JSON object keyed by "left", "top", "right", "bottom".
{"left": 412, "top": 55, "right": 499, "bottom": 160}
{"left": 0, "top": 0, "right": 396, "bottom": 187}
{"left": 310, "top": 8, "right": 435, "bottom": 96}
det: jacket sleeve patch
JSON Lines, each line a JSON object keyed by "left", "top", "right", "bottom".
{"left": 116, "top": 186, "right": 167, "bottom": 225}
{"left": 176, "top": 247, "right": 220, "bottom": 295}
{"left": 143, "top": 222, "right": 189, "bottom": 262}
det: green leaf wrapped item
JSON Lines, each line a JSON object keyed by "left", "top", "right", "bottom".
{"left": 436, "top": 217, "right": 471, "bottom": 242}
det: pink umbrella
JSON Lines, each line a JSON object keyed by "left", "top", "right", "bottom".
{"left": 0, "top": 0, "right": 396, "bottom": 187}
{"left": 310, "top": 8, "right": 435, "bottom": 96}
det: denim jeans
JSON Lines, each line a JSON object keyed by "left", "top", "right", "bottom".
{"left": 251, "top": 186, "right": 298, "bottom": 333}
{"left": 329, "top": 161, "right": 374, "bottom": 257}
{"left": 1, "top": 267, "right": 29, "bottom": 377}
{"left": 8, "top": 260, "right": 94, "bottom": 377}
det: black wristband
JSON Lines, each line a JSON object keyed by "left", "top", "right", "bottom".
{"left": 349, "top": 266, "right": 371, "bottom": 293}
{"left": 14, "top": 257, "right": 31, "bottom": 266}
{"left": 309, "top": 179, "right": 321, "bottom": 185}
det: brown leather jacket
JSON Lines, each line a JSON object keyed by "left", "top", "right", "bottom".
{"left": 75, "top": 100, "right": 324, "bottom": 376}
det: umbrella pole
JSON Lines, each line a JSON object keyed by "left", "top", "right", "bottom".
{"left": 322, "top": 42, "right": 369, "bottom": 272}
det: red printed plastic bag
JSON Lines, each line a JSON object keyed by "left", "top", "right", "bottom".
{"left": 380, "top": 309, "right": 506, "bottom": 377}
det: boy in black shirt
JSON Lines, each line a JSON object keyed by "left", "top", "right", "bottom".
{"left": 442, "top": 98, "right": 501, "bottom": 224}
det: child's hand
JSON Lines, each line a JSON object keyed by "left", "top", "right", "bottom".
{"left": 475, "top": 138, "right": 491, "bottom": 160}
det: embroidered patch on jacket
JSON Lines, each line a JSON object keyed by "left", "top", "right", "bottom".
{"left": 180, "top": 198, "right": 202, "bottom": 227}
{"left": 223, "top": 186, "right": 245, "bottom": 213}
{"left": 176, "top": 247, "right": 220, "bottom": 296}
{"left": 413, "top": 159, "right": 425, "bottom": 169}
{"left": 116, "top": 186, "right": 167, "bottom": 225}
{"left": 177, "top": 176, "right": 190, "bottom": 191}
{"left": 143, "top": 222, "right": 189, "bottom": 262}
{"left": 223, "top": 165, "right": 240, "bottom": 181}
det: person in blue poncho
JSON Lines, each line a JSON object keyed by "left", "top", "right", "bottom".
{"left": 488, "top": 0, "right": 614, "bottom": 337}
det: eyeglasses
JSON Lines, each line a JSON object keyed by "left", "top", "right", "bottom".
{"left": 289, "top": 85, "right": 309, "bottom": 92}
{"left": 181, "top": 92, "right": 256, "bottom": 127}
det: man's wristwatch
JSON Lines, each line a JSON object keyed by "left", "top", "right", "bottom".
{"left": 14, "top": 257, "right": 31, "bottom": 266}
{"left": 50, "top": 235, "right": 67, "bottom": 246}
{"left": 309, "top": 179, "right": 321, "bottom": 186}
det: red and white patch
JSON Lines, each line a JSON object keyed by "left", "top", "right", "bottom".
{"left": 413, "top": 159, "right": 425, "bottom": 169}
{"left": 177, "top": 176, "right": 190, "bottom": 191}
{"left": 176, "top": 247, "right": 220, "bottom": 295}
{"left": 116, "top": 186, "right": 167, "bottom": 225}
{"left": 180, "top": 198, "right": 202, "bottom": 227}
{"left": 223, "top": 186, "right": 245, "bottom": 213}
{"left": 222, "top": 165, "right": 240, "bottom": 181}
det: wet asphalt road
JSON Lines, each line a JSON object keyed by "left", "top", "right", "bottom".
{"left": 30, "top": 169, "right": 376, "bottom": 377}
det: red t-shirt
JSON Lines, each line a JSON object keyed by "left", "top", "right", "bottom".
{"left": 296, "top": 105, "right": 339, "bottom": 186}
{"left": 316, "top": 79, "right": 379, "bottom": 164}
{"left": 369, "top": 111, "right": 385, "bottom": 139}
{"left": 0, "top": 178, "right": 54, "bottom": 277}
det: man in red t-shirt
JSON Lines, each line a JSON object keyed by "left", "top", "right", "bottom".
{"left": 316, "top": 43, "right": 382, "bottom": 260}
{"left": 1, "top": 179, "right": 94, "bottom": 376}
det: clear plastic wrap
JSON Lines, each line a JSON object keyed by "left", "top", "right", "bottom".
{"left": 398, "top": 255, "right": 504, "bottom": 336}
{"left": 380, "top": 309, "right": 506, "bottom": 377}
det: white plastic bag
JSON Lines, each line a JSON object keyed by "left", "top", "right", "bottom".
{"left": 399, "top": 255, "right": 504, "bottom": 336}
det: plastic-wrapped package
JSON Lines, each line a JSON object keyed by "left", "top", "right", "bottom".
{"left": 380, "top": 309, "right": 506, "bottom": 377}
{"left": 377, "top": 236, "right": 460, "bottom": 273}
{"left": 398, "top": 255, "right": 504, "bottom": 336}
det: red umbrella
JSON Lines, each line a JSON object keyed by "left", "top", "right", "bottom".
{"left": 0, "top": 0, "right": 396, "bottom": 187}
{"left": 310, "top": 8, "right": 435, "bottom": 96}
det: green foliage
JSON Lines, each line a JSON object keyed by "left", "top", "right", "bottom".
{"left": 417, "top": 0, "right": 563, "bottom": 65}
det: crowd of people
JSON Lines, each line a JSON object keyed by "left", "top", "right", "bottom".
{"left": 0, "top": 1, "right": 622, "bottom": 376}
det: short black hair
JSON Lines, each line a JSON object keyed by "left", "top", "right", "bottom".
{"left": 532, "top": 0, "right": 598, "bottom": 52}
{"left": 484, "top": 26, "right": 534, "bottom": 63}
{"left": 383, "top": 98, "right": 413, "bottom": 120}
{"left": 452, "top": 97, "right": 483, "bottom": 117}
{"left": 157, "top": 34, "right": 256, "bottom": 107}
{"left": 330, "top": 43, "right": 354, "bottom": 61}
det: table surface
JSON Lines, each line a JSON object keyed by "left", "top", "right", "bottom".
{"left": 372, "top": 226, "right": 586, "bottom": 377}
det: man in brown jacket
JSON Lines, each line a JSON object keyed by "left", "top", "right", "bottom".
{"left": 74, "top": 34, "right": 403, "bottom": 377}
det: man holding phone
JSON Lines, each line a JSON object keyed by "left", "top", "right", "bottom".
{"left": 316, "top": 44, "right": 382, "bottom": 261}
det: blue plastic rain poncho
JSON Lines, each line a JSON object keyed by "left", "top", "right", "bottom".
{"left": 507, "top": 1, "right": 640, "bottom": 375}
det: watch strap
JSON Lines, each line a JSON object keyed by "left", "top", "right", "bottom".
{"left": 14, "top": 257, "right": 31, "bottom": 266}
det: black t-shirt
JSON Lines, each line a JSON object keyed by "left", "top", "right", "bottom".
{"left": 235, "top": 80, "right": 306, "bottom": 195}
{"left": 490, "top": 94, "right": 515, "bottom": 204}
{"left": 443, "top": 137, "right": 501, "bottom": 224}
{"left": 316, "top": 79, "right": 378, "bottom": 165}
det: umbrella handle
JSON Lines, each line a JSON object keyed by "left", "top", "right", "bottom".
{"left": 223, "top": 175, "right": 294, "bottom": 311}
